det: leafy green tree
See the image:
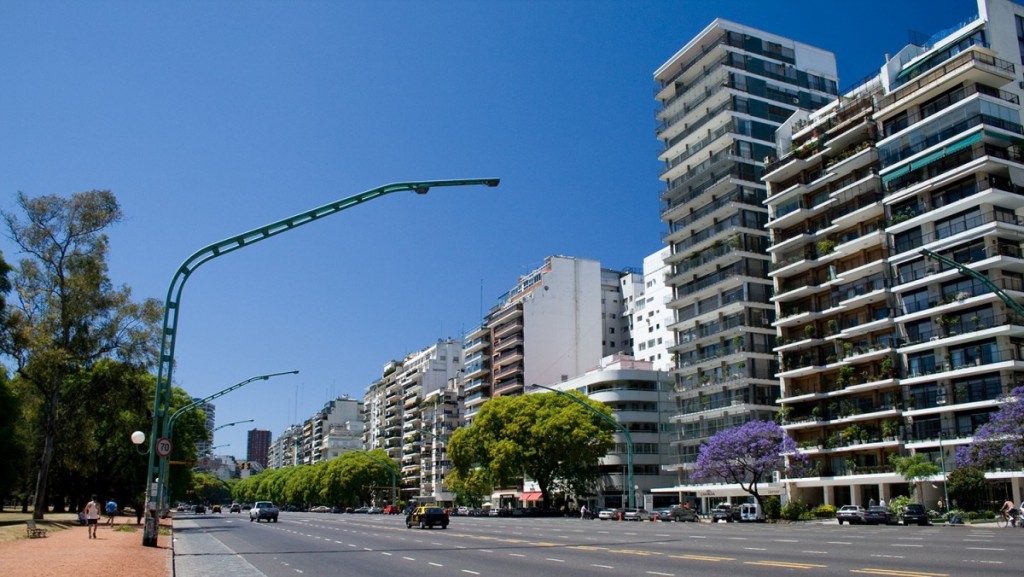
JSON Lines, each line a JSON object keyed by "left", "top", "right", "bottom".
{"left": 947, "top": 466, "right": 986, "bottom": 511}
{"left": 0, "top": 369, "right": 29, "bottom": 508}
{"left": 890, "top": 453, "right": 940, "bottom": 503}
{"left": 0, "top": 190, "right": 162, "bottom": 518}
{"left": 449, "top": 392, "right": 614, "bottom": 508}
{"left": 192, "top": 472, "right": 232, "bottom": 504}
{"left": 446, "top": 467, "right": 492, "bottom": 507}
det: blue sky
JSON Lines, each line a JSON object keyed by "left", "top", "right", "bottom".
{"left": 0, "top": 0, "right": 972, "bottom": 456}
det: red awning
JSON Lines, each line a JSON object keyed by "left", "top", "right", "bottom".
{"left": 520, "top": 491, "right": 543, "bottom": 502}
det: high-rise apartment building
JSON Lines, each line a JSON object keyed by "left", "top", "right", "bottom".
{"left": 622, "top": 247, "right": 677, "bottom": 372}
{"left": 654, "top": 19, "right": 839, "bottom": 488}
{"left": 462, "top": 255, "right": 624, "bottom": 422}
{"left": 246, "top": 429, "right": 271, "bottom": 468}
{"left": 192, "top": 399, "right": 215, "bottom": 457}
{"left": 765, "top": 0, "right": 1024, "bottom": 507}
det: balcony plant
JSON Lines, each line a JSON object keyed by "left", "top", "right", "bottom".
{"left": 804, "top": 324, "right": 816, "bottom": 339}
{"left": 880, "top": 355, "right": 894, "bottom": 378}
{"left": 827, "top": 318, "right": 838, "bottom": 335}
{"left": 816, "top": 238, "right": 836, "bottom": 256}
{"left": 880, "top": 418, "right": 899, "bottom": 440}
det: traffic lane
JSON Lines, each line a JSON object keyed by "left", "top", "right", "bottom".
{"left": 184, "top": 514, "right": 1020, "bottom": 577}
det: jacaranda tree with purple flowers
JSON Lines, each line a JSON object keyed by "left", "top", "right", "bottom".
{"left": 692, "top": 420, "right": 805, "bottom": 514}
{"left": 955, "top": 386, "right": 1024, "bottom": 470}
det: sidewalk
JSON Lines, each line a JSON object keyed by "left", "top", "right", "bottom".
{"left": 0, "top": 512, "right": 171, "bottom": 577}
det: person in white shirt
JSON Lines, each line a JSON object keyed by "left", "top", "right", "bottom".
{"left": 83, "top": 495, "right": 101, "bottom": 539}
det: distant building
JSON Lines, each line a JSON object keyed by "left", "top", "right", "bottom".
{"left": 246, "top": 429, "right": 271, "bottom": 468}
{"left": 192, "top": 398, "right": 216, "bottom": 457}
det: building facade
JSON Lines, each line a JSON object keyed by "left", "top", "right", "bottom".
{"left": 764, "top": 0, "right": 1024, "bottom": 508}
{"left": 654, "top": 19, "right": 839, "bottom": 488}
{"left": 246, "top": 429, "right": 271, "bottom": 469}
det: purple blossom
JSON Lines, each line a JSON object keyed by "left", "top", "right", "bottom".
{"left": 955, "top": 386, "right": 1024, "bottom": 469}
{"left": 692, "top": 420, "right": 804, "bottom": 502}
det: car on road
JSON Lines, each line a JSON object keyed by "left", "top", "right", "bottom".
{"left": 249, "top": 501, "right": 279, "bottom": 523}
{"left": 901, "top": 503, "right": 930, "bottom": 526}
{"left": 230, "top": 503, "right": 241, "bottom": 513}
{"left": 597, "top": 508, "right": 620, "bottom": 520}
{"left": 711, "top": 504, "right": 741, "bottom": 522}
{"left": 211, "top": 504, "right": 222, "bottom": 513}
{"left": 837, "top": 505, "right": 866, "bottom": 525}
{"left": 367, "top": 506, "right": 383, "bottom": 514}
{"left": 864, "top": 506, "right": 895, "bottom": 525}
{"left": 623, "top": 508, "right": 653, "bottom": 521}
{"left": 406, "top": 506, "right": 449, "bottom": 529}
{"left": 193, "top": 504, "right": 206, "bottom": 514}
{"left": 310, "top": 505, "right": 330, "bottom": 513}
{"left": 671, "top": 505, "right": 700, "bottom": 522}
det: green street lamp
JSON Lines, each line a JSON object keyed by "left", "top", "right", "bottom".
{"left": 362, "top": 451, "right": 399, "bottom": 508}
{"left": 213, "top": 419, "right": 255, "bottom": 433}
{"left": 140, "top": 178, "right": 498, "bottom": 546}
{"left": 146, "top": 370, "right": 297, "bottom": 543}
{"left": 531, "top": 383, "right": 635, "bottom": 509}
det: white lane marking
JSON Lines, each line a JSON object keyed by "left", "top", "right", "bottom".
{"left": 546, "top": 558, "right": 565, "bottom": 563}
{"left": 509, "top": 553, "right": 525, "bottom": 557}
{"left": 461, "top": 571, "right": 480, "bottom": 575}
{"left": 803, "top": 551, "right": 829, "bottom": 554}
{"left": 429, "top": 562, "right": 443, "bottom": 567}
{"left": 689, "top": 535, "right": 706, "bottom": 539}
{"left": 891, "top": 544, "right": 923, "bottom": 547}
{"left": 774, "top": 539, "right": 799, "bottom": 543}
{"left": 744, "top": 547, "right": 767, "bottom": 551}
{"left": 647, "top": 572, "right": 674, "bottom": 576}
{"left": 403, "top": 556, "right": 416, "bottom": 561}
{"left": 967, "top": 547, "right": 1005, "bottom": 551}
{"left": 381, "top": 552, "right": 392, "bottom": 556}
{"left": 592, "top": 565, "right": 615, "bottom": 569}
{"left": 827, "top": 541, "right": 852, "bottom": 545}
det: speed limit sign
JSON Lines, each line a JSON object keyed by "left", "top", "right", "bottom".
{"left": 155, "top": 437, "right": 173, "bottom": 458}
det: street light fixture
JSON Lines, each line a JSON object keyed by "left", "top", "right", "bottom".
{"left": 213, "top": 419, "right": 255, "bottom": 433}
{"left": 142, "top": 178, "right": 499, "bottom": 547}
{"left": 530, "top": 383, "right": 635, "bottom": 509}
{"left": 143, "top": 370, "right": 298, "bottom": 545}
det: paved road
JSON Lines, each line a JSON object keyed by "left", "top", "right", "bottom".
{"left": 172, "top": 513, "right": 1021, "bottom": 577}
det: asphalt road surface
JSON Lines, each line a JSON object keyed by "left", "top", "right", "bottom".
{"left": 172, "top": 512, "right": 1020, "bottom": 577}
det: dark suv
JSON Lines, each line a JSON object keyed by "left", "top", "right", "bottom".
{"left": 901, "top": 503, "right": 929, "bottom": 526}
{"left": 711, "top": 504, "right": 740, "bottom": 522}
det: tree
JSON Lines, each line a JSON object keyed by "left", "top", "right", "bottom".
{"left": 0, "top": 190, "right": 162, "bottom": 518}
{"left": 889, "top": 453, "right": 940, "bottom": 503}
{"left": 691, "top": 420, "right": 804, "bottom": 514}
{"left": 449, "top": 392, "right": 614, "bottom": 509}
{"left": 946, "top": 466, "right": 986, "bottom": 512}
{"left": 955, "top": 386, "right": 1024, "bottom": 470}
{"left": 0, "top": 369, "right": 29, "bottom": 508}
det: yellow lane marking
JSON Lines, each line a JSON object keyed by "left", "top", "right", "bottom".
{"left": 851, "top": 570, "right": 948, "bottom": 577}
{"left": 669, "top": 554, "right": 735, "bottom": 562}
{"left": 609, "top": 549, "right": 663, "bottom": 556}
{"left": 745, "top": 561, "right": 828, "bottom": 569}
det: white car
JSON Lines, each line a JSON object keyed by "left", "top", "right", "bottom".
{"left": 597, "top": 508, "right": 619, "bottom": 520}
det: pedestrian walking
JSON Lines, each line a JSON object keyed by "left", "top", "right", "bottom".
{"left": 868, "top": 498, "right": 876, "bottom": 508}
{"left": 879, "top": 498, "right": 886, "bottom": 508}
{"left": 580, "top": 505, "right": 588, "bottom": 520}
{"left": 83, "top": 495, "right": 101, "bottom": 539}
{"left": 105, "top": 498, "right": 117, "bottom": 525}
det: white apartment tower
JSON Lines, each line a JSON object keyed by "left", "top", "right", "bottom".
{"left": 622, "top": 247, "right": 677, "bottom": 371}
{"left": 654, "top": 19, "right": 839, "bottom": 484}
{"left": 765, "top": 0, "right": 1024, "bottom": 507}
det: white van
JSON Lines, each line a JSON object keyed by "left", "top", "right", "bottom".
{"left": 739, "top": 502, "right": 762, "bottom": 522}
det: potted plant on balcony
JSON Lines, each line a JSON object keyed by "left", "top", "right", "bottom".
{"left": 970, "top": 314, "right": 983, "bottom": 330}
{"left": 880, "top": 355, "right": 894, "bottom": 378}
{"left": 811, "top": 406, "right": 821, "bottom": 421}
{"left": 881, "top": 418, "right": 899, "bottom": 441}
{"left": 804, "top": 324, "right": 816, "bottom": 339}
{"left": 827, "top": 318, "right": 838, "bottom": 336}
{"left": 816, "top": 238, "right": 836, "bottom": 256}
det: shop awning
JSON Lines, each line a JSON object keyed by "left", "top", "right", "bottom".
{"left": 520, "top": 491, "right": 543, "bottom": 502}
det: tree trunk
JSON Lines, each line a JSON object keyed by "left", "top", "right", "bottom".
{"left": 31, "top": 387, "right": 61, "bottom": 520}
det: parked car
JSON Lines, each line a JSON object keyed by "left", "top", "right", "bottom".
{"left": 249, "top": 501, "right": 279, "bottom": 523}
{"left": 623, "top": 508, "right": 653, "bottom": 521}
{"left": 229, "top": 503, "right": 241, "bottom": 513}
{"left": 657, "top": 505, "right": 699, "bottom": 522}
{"left": 864, "top": 506, "right": 895, "bottom": 525}
{"left": 711, "top": 504, "right": 741, "bottom": 522}
{"left": 597, "top": 508, "right": 620, "bottom": 520}
{"left": 901, "top": 503, "right": 930, "bottom": 526}
{"left": 405, "top": 506, "right": 449, "bottom": 529}
{"left": 310, "top": 505, "right": 331, "bottom": 513}
{"left": 837, "top": 505, "right": 866, "bottom": 525}
{"left": 383, "top": 505, "right": 402, "bottom": 515}
{"left": 367, "top": 506, "right": 383, "bottom": 514}
{"left": 352, "top": 507, "right": 369, "bottom": 514}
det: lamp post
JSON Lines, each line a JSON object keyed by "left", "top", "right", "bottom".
{"left": 141, "top": 178, "right": 498, "bottom": 547}
{"left": 938, "top": 431, "right": 951, "bottom": 519}
{"left": 210, "top": 444, "right": 231, "bottom": 452}
{"left": 144, "top": 370, "right": 297, "bottom": 545}
{"left": 531, "top": 383, "right": 635, "bottom": 509}
{"left": 213, "top": 419, "right": 255, "bottom": 433}
{"left": 362, "top": 452, "right": 399, "bottom": 508}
